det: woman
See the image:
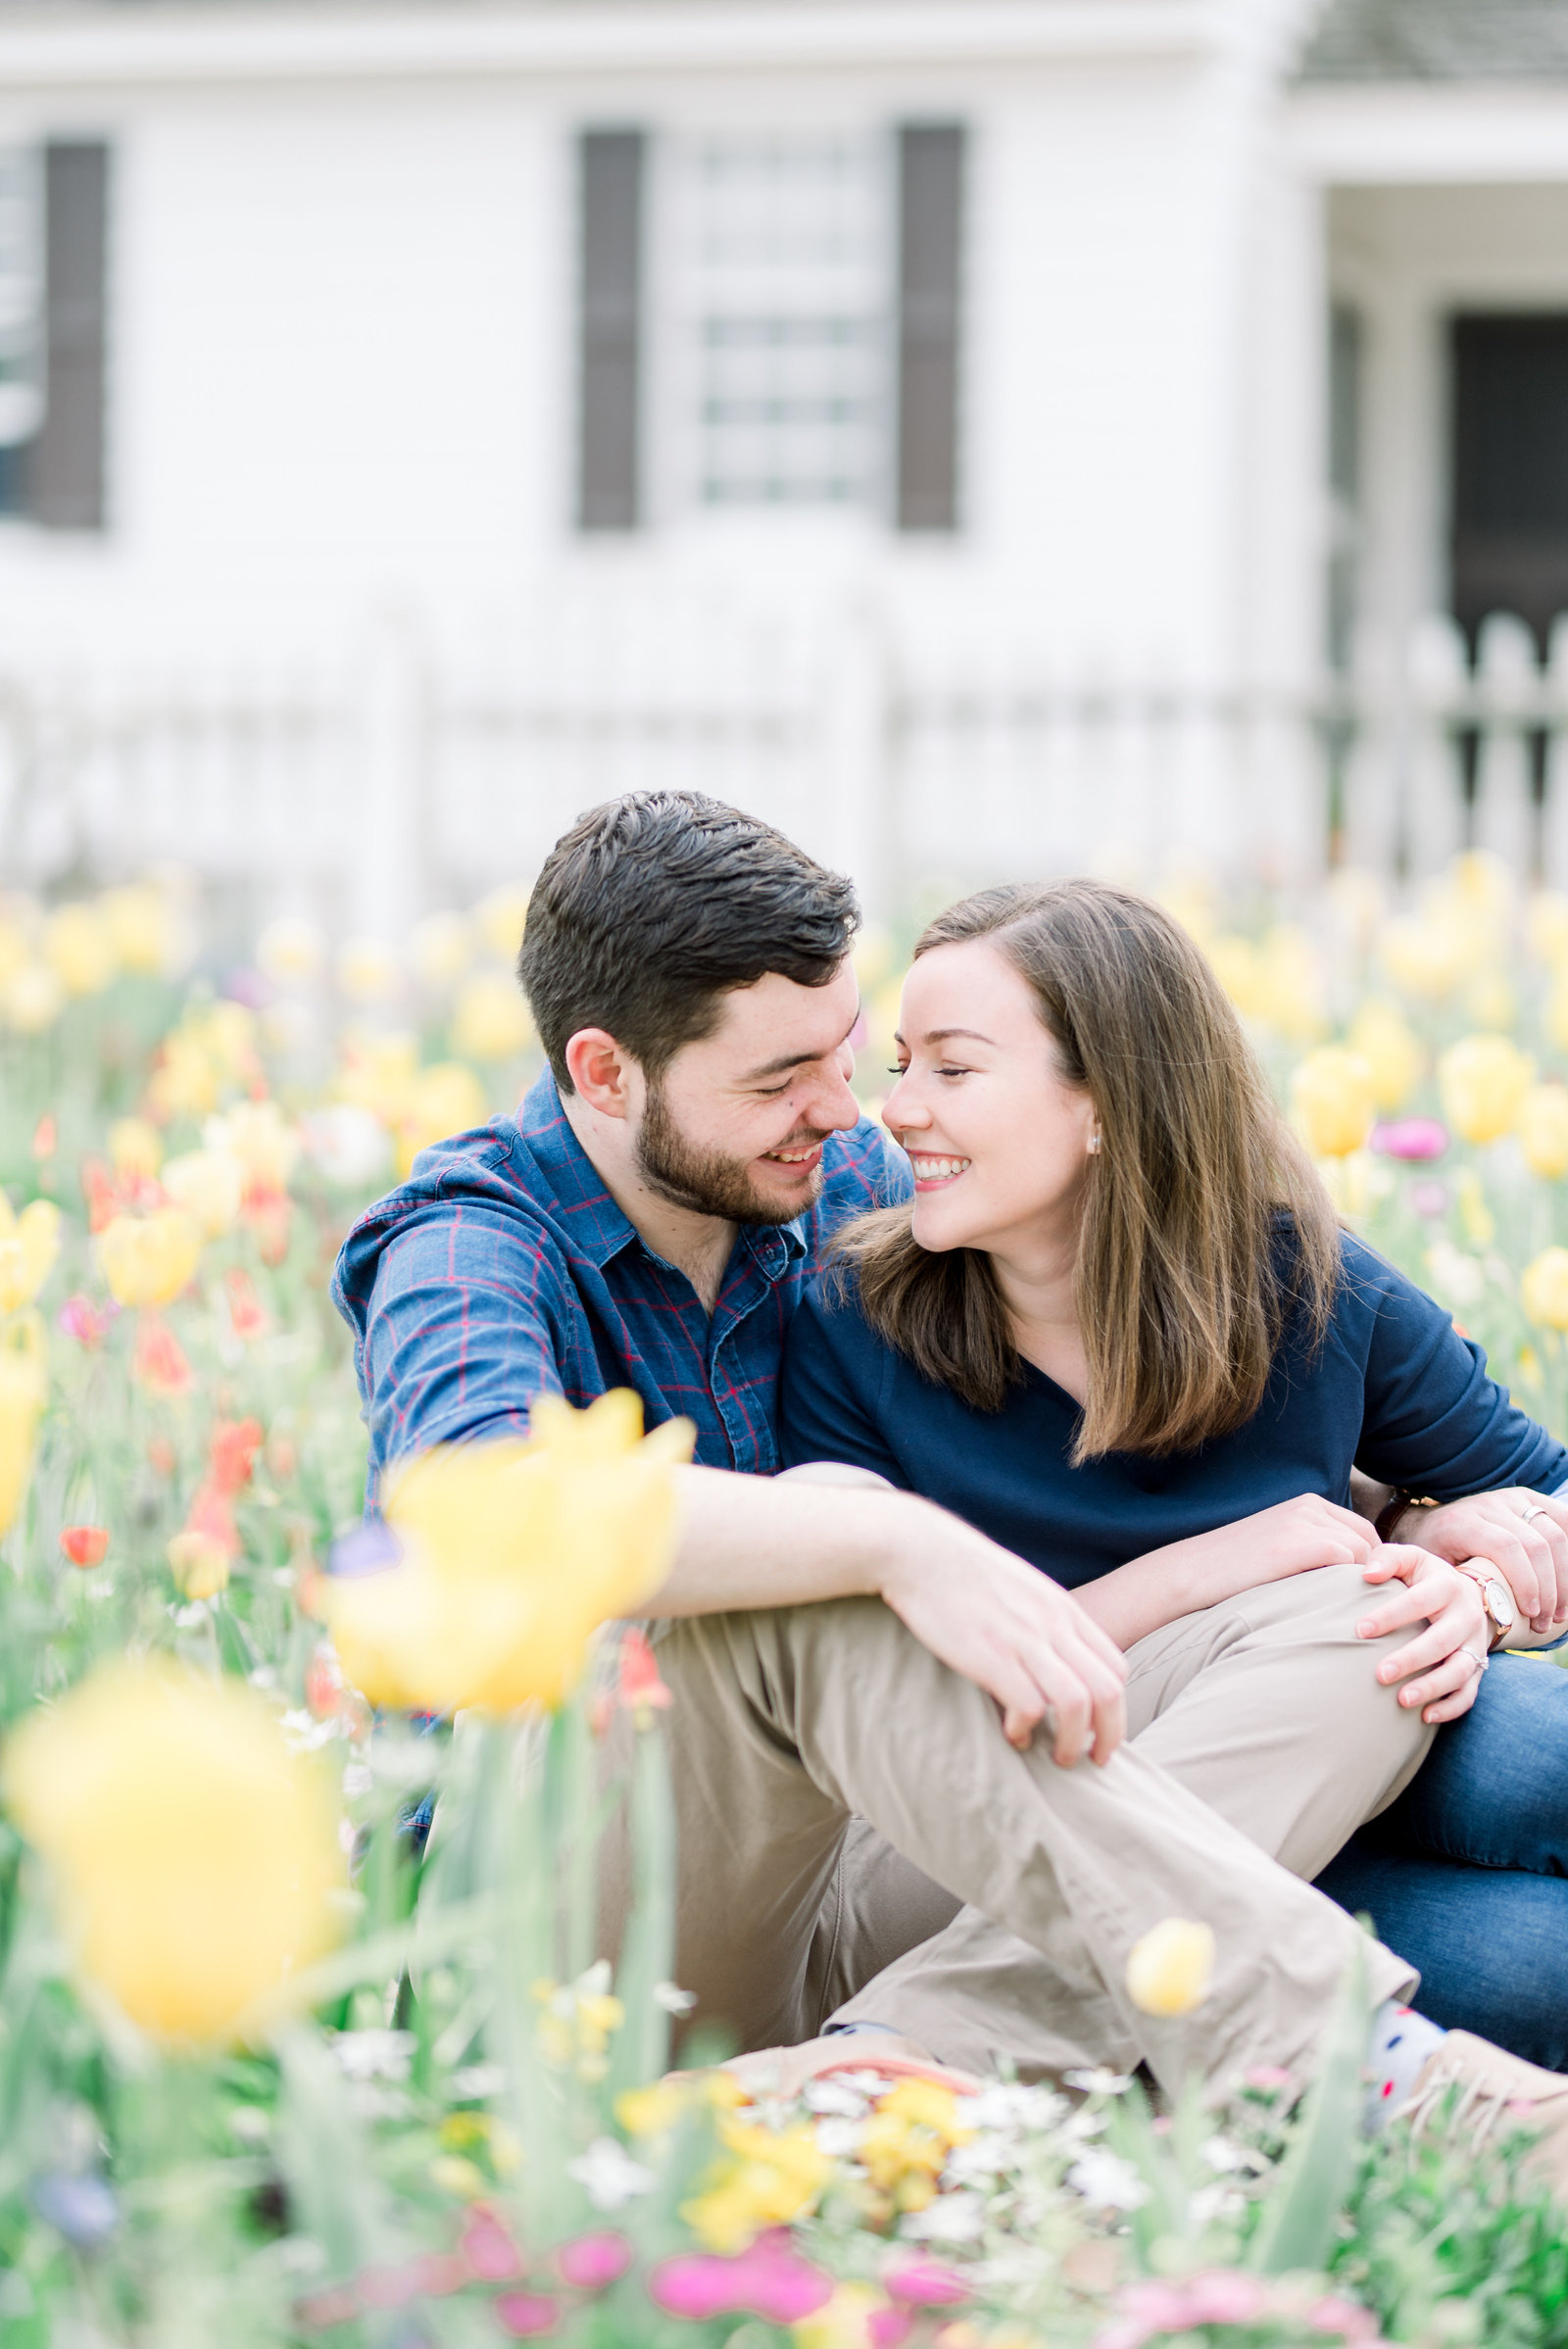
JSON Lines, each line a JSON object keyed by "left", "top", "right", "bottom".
{"left": 779, "top": 879, "right": 1568, "bottom": 2067}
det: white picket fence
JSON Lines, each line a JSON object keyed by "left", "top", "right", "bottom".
{"left": 2, "top": 602, "right": 1565, "bottom": 937}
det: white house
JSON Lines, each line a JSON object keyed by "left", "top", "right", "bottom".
{"left": 2, "top": 0, "right": 1568, "bottom": 932}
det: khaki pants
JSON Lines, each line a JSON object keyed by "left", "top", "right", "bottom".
{"left": 648, "top": 1565, "right": 1429, "bottom": 2092}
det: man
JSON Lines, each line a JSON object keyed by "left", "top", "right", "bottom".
{"left": 334, "top": 792, "right": 1568, "bottom": 2151}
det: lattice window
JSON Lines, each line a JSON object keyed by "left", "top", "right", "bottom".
{"left": 664, "top": 133, "right": 890, "bottom": 512}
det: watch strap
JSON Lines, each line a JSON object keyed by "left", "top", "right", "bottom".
{"left": 1373, "top": 1491, "right": 1436, "bottom": 1544}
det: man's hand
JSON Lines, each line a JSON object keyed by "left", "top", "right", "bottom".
{"left": 879, "top": 1537, "right": 1128, "bottom": 1767}
{"left": 1356, "top": 1544, "right": 1491, "bottom": 1724}
{"left": 1393, "top": 1490, "right": 1568, "bottom": 1635}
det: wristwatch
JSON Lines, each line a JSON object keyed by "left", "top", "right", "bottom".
{"left": 1454, "top": 1561, "right": 1517, "bottom": 1648}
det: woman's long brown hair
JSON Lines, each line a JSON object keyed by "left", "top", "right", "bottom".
{"left": 832, "top": 880, "right": 1341, "bottom": 1460}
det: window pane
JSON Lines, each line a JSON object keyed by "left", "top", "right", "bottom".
{"left": 667, "top": 132, "right": 888, "bottom": 513}
{"left": 0, "top": 147, "right": 43, "bottom": 458}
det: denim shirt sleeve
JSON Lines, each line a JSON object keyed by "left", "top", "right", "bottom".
{"left": 358, "top": 1204, "right": 565, "bottom": 1492}
{"left": 1352, "top": 1243, "right": 1568, "bottom": 1498}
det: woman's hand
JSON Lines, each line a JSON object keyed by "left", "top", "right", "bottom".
{"left": 1356, "top": 1545, "right": 1491, "bottom": 1724}
{"left": 1391, "top": 1490, "right": 1568, "bottom": 1634}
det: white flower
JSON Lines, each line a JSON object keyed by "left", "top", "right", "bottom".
{"left": 899, "top": 2189, "right": 988, "bottom": 2243}
{"left": 804, "top": 2078, "right": 872, "bottom": 2119}
{"left": 812, "top": 2118, "right": 866, "bottom": 2160}
{"left": 654, "top": 1981, "right": 697, "bottom": 2016}
{"left": 567, "top": 2136, "right": 657, "bottom": 2212}
{"left": 1063, "top": 2068, "right": 1133, "bottom": 2097}
{"left": 968, "top": 2081, "right": 1067, "bottom": 2132}
{"left": 1065, "top": 2150, "right": 1150, "bottom": 2211}
{"left": 332, "top": 2029, "right": 416, "bottom": 2082}
{"left": 1426, "top": 1240, "right": 1486, "bottom": 1308}
{"left": 1200, "top": 2133, "right": 1250, "bottom": 2174}
{"left": 301, "top": 1104, "right": 392, "bottom": 1191}
{"left": 452, "top": 2064, "right": 505, "bottom": 2100}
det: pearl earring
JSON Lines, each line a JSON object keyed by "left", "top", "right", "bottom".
{"left": 1088, "top": 1131, "right": 1102, "bottom": 1155}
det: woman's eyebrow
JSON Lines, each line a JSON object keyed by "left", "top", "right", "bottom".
{"left": 893, "top": 1027, "right": 997, "bottom": 1048}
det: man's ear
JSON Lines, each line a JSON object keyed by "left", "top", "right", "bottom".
{"left": 564, "top": 1028, "right": 636, "bottom": 1120}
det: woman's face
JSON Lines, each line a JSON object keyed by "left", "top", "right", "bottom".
{"left": 884, "top": 939, "right": 1098, "bottom": 1257}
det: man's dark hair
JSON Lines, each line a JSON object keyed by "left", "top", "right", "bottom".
{"left": 517, "top": 792, "right": 860, "bottom": 1092}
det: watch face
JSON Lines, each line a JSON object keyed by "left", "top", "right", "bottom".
{"left": 1486, "top": 1579, "right": 1517, "bottom": 1630}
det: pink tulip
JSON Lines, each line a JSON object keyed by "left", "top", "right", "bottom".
{"left": 494, "top": 2291, "right": 562, "bottom": 2337}
{"left": 649, "top": 2232, "right": 833, "bottom": 2325}
{"left": 869, "top": 2312, "right": 914, "bottom": 2347}
{"left": 1371, "top": 1118, "right": 1447, "bottom": 1161}
{"left": 462, "top": 2209, "right": 523, "bottom": 2282}
{"left": 1306, "top": 2294, "right": 1382, "bottom": 2339}
{"left": 557, "top": 2232, "right": 634, "bottom": 2289}
{"left": 1184, "top": 2271, "right": 1267, "bottom": 2325}
{"left": 884, "top": 2255, "right": 971, "bottom": 2308}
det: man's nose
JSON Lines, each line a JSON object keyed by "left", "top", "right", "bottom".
{"left": 808, "top": 1057, "right": 862, "bottom": 1132}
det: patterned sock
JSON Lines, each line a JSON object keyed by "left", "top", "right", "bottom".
{"left": 1364, "top": 1998, "right": 1447, "bottom": 2130}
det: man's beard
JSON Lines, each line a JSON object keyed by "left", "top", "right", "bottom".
{"left": 636, "top": 1081, "right": 828, "bottom": 1226}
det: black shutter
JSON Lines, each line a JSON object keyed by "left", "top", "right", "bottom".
{"left": 577, "top": 129, "right": 643, "bottom": 532}
{"left": 28, "top": 141, "right": 109, "bottom": 531}
{"left": 896, "top": 123, "right": 963, "bottom": 533}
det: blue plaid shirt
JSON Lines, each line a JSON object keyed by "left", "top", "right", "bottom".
{"left": 332, "top": 1070, "right": 910, "bottom": 1493}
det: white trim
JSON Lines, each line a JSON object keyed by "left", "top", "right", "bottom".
{"left": 0, "top": 3, "right": 1219, "bottom": 91}
{"left": 1288, "top": 82, "right": 1568, "bottom": 183}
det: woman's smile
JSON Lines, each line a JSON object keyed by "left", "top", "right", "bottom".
{"left": 906, "top": 1151, "right": 972, "bottom": 1190}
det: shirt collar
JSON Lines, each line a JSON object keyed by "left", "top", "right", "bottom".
{"left": 516, "top": 1070, "right": 810, "bottom": 1281}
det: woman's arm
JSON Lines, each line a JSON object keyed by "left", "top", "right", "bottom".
{"left": 1070, "top": 1494, "right": 1380, "bottom": 1648}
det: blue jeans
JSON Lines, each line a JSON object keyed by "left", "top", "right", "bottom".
{"left": 1314, "top": 1654, "right": 1568, "bottom": 2068}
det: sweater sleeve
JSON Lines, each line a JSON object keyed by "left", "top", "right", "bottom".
{"left": 1349, "top": 1240, "right": 1568, "bottom": 1497}
{"left": 777, "top": 1277, "right": 912, "bottom": 1488}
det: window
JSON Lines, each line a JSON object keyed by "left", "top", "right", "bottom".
{"left": 574, "top": 122, "right": 964, "bottom": 533}
{"left": 665, "top": 132, "right": 890, "bottom": 512}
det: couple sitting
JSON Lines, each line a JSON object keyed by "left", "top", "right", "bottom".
{"left": 334, "top": 789, "right": 1568, "bottom": 2172}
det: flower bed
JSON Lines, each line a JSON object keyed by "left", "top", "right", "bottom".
{"left": 0, "top": 859, "right": 1566, "bottom": 2346}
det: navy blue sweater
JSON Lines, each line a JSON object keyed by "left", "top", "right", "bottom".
{"left": 777, "top": 1234, "right": 1568, "bottom": 1588}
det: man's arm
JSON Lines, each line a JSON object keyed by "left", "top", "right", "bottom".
{"left": 654, "top": 1465, "right": 1128, "bottom": 1767}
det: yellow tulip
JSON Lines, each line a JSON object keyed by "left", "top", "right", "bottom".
{"left": 1290, "top": 1048, "right": 1375, "bottom": 1158}
{"left": 102, "top": 883, "right": 178, "bottom": 977}
{"left": 1530, "top": 891, "right": 1568, "bottom": 968}
{"left": 1439, "top": 1034, "right": 1534, "bottom": 1146}
{"left": 0, "top": 917, "right": 28, "bottom": 989}
{"left": 1315, "top": 1148, "right": 1393, "bottom": 1222}
{"left": 1346, "top": 999, "right": 1423, "bottom": 1112}
{"left": 335, "top": 1029, "right": 419, "bottom": 1127}
{"left": 0, "top": 1313, "right": 48, "bottom": 1541}
{"left": 1465, "top": 968, "right": 1516, "bottom": 1030}
{"left": 5, "top": 963, "right": 65, "bottom": 1035}
{"left": 1521, "top": 1087, "right": 1568, "bottom": 1181}
{"left": 257, "top": 914, "right": 325, "bottom": 990}
{"left": 1125, "top": 1916, "right": 1215, "bottom": 2017}
{"left": 146, "top": 1030, "right": 220, "bottom": 1122}
{"left": 205, "top": 1101, "right": 300, "bottom": 1193}
{"left": 336, "top": 936, "right": 401, "bottom": 1003}
{"left": 394, "top": 1061, "right": 489, "bottom": 1179}
{"left": 167, "top": 1529, "right": 232, "bottom": 1600}
{"left": 1254, "top": 926, "right": 1326, "bottom": 1044}
{"left": 327, "top": 1392, "right": 695, "bottom": 1714}
{"left": 196, "top": 1001, "right": 259, "bottom": 1083}
{"left": 98, "top": 1208, "right": 204, "bottom": 1309}
{"left": 410, "top": 910, "right": 473, "bottom": 990}
{"left": 1522, "top": 1248, "right": 1568, "bottom": 1332}
{"left": 473, "top": 882, "right": 532, "bottom": 960}
{"left": 4, "top": 1657, "right": 344, "bottom": 2045}
{"left": 44, "top": 904, "right": 117, "bottom": 998}
{"left": 160, "top": 1148, "right": 246, "bottom": 1238}
{"left": 1379, "top": 915, "right": 1471, "bottom": 1003}
{"left": 794, "top": 2284, "right": 895, "bottom": 2349}
{"left": 108, "top": 1117, "right": 164, "bottom": 1180}
{"left": 450, "top": 974, "right": 532, "bottom": 1063}
{"left": 0, "top": 1199, "right": 61, "bottom": 1316}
